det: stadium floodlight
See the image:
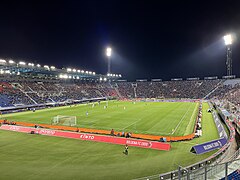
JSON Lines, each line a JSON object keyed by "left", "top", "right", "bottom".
{"left": 36, "top": 64, "right": 41, "bottom": 67}
{"left": 223, "top": 34, "right": 233, "bottom": 76}
{"left": 106, "top": 47, "right": 112, "bottom": 74}
{"left": 103, "top": 77, "right": 107, "bottom": 81}
{"left": 119, "top": 74, "right": 122, "bottom": 77}
{"left": 50, "top": 66, "right": 55, "bottom": 70}
{"left": 0, "top": 59, "right": 6, "bottom": 63}
{"left": 67, "top": 68, "right": 72, "bottom": 72}
{"left": 100, "top": 77, "right": 103, "bottom": 81}
{"left": 73, "top": 69, "right": 76, "bottom": 72}
{"left": 62, "top": 74, "right": 68, "bottom": 79}
{"left": 106, "top": 47, "right": 112, "bottom": 57}
{"left": 89, "top": 71, "right": 92, "bottom": 74}
{"left": 223, "top": 34, "right": 232, "bottom": 45}
{"left": 28, "top": 63, "right": 34, "bottom": 67}
{"left": 68, "top": 75, "right": 72, "bottom": 79}
{"left": 93, "top": 72, "right": 96, "bottom": 75}
{"left": 86, "top": 71, "right": 89, "bottom": 74}
{"left": 19, "top": 61, "right": 26, "bottom": 65}
{"left": 77, "top": 70, "right": 80, "bottom": 73}
{"left": 76, "top": 76, "right": 80, "bottom": 79}
{"left": 9, "top": 60, "right": 15, "bottom": 64}
{"left": 81, "top": 70, "right": 84, "bottom": 73}
{"left": 44, "top": 65, "right": 50, "bottom": 70}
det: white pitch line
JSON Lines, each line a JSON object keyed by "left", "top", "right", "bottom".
{"left": 132, "top": 174, "right": 160, "bottom": 180}
{"left": 171, "top": 103, "right": 192, "bottom": 135}
{"left": 184, "top": 103, "right": 198, "bottom": 135}
{"left": 181, "top": 141, "right": 198, "bottom": 146}
{"left": 122, "top": 118, "right": 143, "bottom": 130}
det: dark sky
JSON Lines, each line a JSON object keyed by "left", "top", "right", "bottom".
{"left": 0, "top": 0, "right": 240, "bottom": 81}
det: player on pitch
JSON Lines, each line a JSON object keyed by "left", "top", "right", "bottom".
{"left": 123, "top": 144, "right": 129, "bottom": 155}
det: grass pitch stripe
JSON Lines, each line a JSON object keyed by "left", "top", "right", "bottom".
{"left": 171, "top": 103, "right": 192, "bottom": 135}
{"left": 184, "top": 102, "right": 199, "bottom": 135}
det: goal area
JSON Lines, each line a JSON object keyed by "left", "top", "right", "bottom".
{"left": 52, "top": 115, "right": 77, "bottom": 126}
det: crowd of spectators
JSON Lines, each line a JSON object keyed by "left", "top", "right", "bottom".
{"left": 0, "top": 81, "right": 118, "bottom": 107}
{"left": 0, "top": 82, "right": 32, "bottom": 106}
{"left": 209, "top": 83, "right": 240, "bottom": 106}
{"left": 1, "top": 78, "right": 240, "bottom": 108}
{"left": 117, "top": 79, "right": 221, "bottom": 99}
{"left": 116, "top": 82, "right": 134, "bottom": 98}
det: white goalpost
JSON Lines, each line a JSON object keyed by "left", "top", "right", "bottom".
{"left": 52, "top": 115, "right": 77, "bottom": 126}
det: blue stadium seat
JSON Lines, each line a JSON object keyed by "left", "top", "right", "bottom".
{"left": 220, "top": 169, "right": 240, "bottom": 180}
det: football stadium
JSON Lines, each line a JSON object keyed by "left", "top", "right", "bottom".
{"left": 0, "top": 61, "right": 239, "bottom": 180}
{"left": 0, "top": 1, "right": 240, "bottom": 180}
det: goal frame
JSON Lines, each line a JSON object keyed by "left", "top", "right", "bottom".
{"left": 52, "top": 115, "right": 77, "bottom": 127}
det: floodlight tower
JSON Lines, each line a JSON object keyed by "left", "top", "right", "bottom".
{"left": 223, "top": 34, "right": 233, "bottom": 76}
{"left": 106, "top": 47, "right": 112, "bottom": 74}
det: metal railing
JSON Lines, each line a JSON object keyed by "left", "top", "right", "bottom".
{"left": 133, "top": 149, "right": 240, "bottom": 180}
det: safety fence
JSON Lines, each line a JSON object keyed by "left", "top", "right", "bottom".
{"left": 133, "top": 152, "right": 240, "bottom": 180}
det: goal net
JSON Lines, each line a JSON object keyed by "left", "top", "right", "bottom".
{"left": 52, "top": 115, "right": 77, "bottom": 126}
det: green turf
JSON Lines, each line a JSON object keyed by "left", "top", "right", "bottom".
{"left": 0, "top": 102, "right": 220, "bottom": 180}
{"left": 2, "top": 101, "right": 198, "bottom": 136}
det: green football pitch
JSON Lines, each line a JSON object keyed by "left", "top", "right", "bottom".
{"left": 2, "top": 101, "right": 199, "bottom": 136}
{"left": 0, "top": 102, "right": 219, "bottom": 180}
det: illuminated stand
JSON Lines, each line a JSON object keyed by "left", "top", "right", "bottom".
{"left": 223, "top": 34, "right": 233, "bottom": 76}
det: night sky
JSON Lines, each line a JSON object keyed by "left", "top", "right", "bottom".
{"left": 0, "top": 1, "right": 240, "bottom": 81}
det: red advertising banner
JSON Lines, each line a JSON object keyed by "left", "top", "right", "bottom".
{"left": 0, "top": 125, "right": 171, "bottom": 151}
